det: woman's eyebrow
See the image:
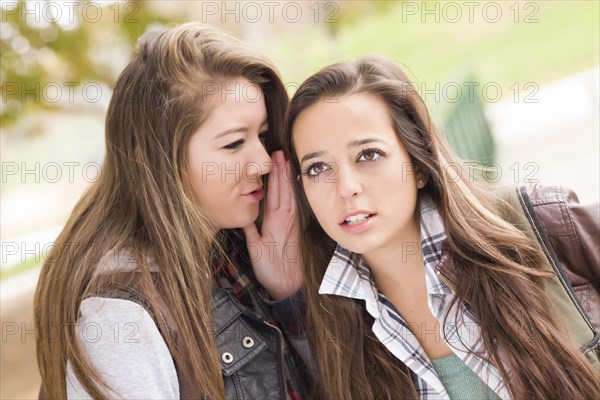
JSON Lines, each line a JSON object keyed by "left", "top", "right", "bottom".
{"left": 347, "top": 137, "right": 385, "bottom": 148}
{"left": 214, "top": 127, "right": 247, "bottom": 139}
{"left": 215, "top": 118, "right": 269, "bottom": 139}
{"left": 301, "top": 150, "right": 326, "bottom": 164}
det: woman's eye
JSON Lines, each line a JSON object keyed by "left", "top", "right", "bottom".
{"left": 223, "top": 139, "right": 244, "bottom": 150}
{"left": 357, "top": 148, "right": 384, "bottom": 162}
{"left": 303, "top": 162, "right": 331, "bottom": 177}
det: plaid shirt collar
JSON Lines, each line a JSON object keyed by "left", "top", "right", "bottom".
{"left": 319, "top": 199, "right": 509, "bottom": 399}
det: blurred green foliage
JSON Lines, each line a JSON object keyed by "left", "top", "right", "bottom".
{"left": 1, "top": 0, "right": 598, "bottom": 131}
{"left": 1, "top": 0, "right": 179, "bottom": 127}
{"left": 266, "top": 1, "right": 599, "bottom": 92}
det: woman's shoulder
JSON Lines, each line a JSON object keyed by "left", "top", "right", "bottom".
{"left": 487, "top": 184, "right": 592, "bottom": 226}
{"left": 522, "top": 185, "right": 583, "bottom": 207}
{"left": 77, "top": 296, "right": 163, "bottom": 333}
{"left": 68, "top": 296, "right": 179, "bottom": 399}
{"left": 94, "top": 247, "right": 159, "bottom": 274}
{"left": 487, "top": 184, "right": 580, "bottom": 207}
{"left": 82, "top": 246, "right": 170, "bottom": 339}
{"left": 517, "top": 184, "right": 598, "bottom": 237}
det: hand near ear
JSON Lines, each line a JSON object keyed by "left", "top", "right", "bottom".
{"left": 243, "top": 150, "right": 303, "bottom": 301}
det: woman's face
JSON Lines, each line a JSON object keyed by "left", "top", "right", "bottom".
{"left": 292, "top": 93, "right": 419, "bottom": 255}
{"left": 187, "top": 79, "right": 272, "bottom": 229}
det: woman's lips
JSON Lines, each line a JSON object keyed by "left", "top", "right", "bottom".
{"left": 242, "top": 187, "right": 264, "bottom": 201}
{"left": 339, "top": 213, "right": 376, "bottom": 234}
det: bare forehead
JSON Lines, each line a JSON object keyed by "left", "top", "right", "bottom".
{"left": 190, "top": 78, "right": 267, "bottom": 139}
{"left": 293, "top": 93, "right": 392, "bottom": 136}
{"left": 293, "top": 93, "right": 397, "bottom": 157}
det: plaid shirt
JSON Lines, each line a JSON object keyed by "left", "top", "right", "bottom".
{"left": 319, "top": 200, "right": 510, "bottom": 399}
{"left": 215, "top": 237, "right": 305, "bottom": 400}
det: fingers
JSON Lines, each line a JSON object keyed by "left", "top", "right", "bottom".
{"left": 243, "top": 223, "right": 261, "bottom": 244}
{"left": 268, "top": 150, "right": 295, "bottom": 211}
{"left": 280, "top": 158, "right": 293, "bottom": 212}
{"left": 266, "top": 151, "right": 282, "bottom": 210}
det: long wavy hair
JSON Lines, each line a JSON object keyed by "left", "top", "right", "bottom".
{"left": 283, "top": 57, "right": 600, "bottom": 399}
{"left": 34, "top": 23, "right": 288, "bottom": 399}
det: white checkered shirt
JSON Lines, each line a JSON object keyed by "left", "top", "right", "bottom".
{"left": 319, "top": 200, "right": 510, "bottom": 399}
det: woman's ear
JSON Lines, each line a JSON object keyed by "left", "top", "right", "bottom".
{"left": 416, "top": 170, "right": 428, "bottom": 189}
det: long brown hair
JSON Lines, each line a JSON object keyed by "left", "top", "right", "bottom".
{"left": 283, "top": 57, "right": 600, "bottom": 399}
{"left": 34, "top": 23, "right": 288, "bottom": 399}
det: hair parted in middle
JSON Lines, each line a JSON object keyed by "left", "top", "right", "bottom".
{"left": 282, "top": 56, "right": 600, "bottom": 400}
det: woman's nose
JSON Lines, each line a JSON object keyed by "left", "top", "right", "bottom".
{"left": 247, "top": 139, "right": 273, "bottom": 179}
{"left": 336, "top": 166, "right": 362, "bottom": 200}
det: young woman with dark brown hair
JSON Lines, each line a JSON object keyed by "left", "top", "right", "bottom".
{"left": 283, "top": 56, "right": 600, "bottom": 399}
{"left": 35, "top": 23, "right": 309, "bottom": 400}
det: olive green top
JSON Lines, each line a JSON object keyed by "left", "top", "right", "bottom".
{"left": 430, "top": 353, "right": 501, "bottom": 400}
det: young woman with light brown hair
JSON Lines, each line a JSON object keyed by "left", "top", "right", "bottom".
{"left": 35, "top": 23, "right": 309, "bottom": 399}
{"left": 283, "top": 56, "right": 600, "bottom": 399}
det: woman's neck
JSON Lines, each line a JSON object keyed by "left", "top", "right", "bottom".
{"left": 362, "top": 215, "right": 455, "bottom": 359}
{"left": 362, "top": 216, "right": 424, "bottom": 286}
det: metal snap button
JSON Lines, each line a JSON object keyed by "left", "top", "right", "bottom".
{"left": 221, "top": 352, "right": 233, "bottom": 364}
{"left": 242, "top": 336, "right": 255, "bottom": 349}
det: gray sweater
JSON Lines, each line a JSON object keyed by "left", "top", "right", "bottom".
{"left": 66, "top": 297, "right": 179, "bottom": 399}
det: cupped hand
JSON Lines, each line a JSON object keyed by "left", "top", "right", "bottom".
{"left": 243, "top": 150, "right": 303, "bottom": 301}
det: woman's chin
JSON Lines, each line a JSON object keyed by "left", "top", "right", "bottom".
{"left": 222, "top": 209, "right": 260, "bottom": 230}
